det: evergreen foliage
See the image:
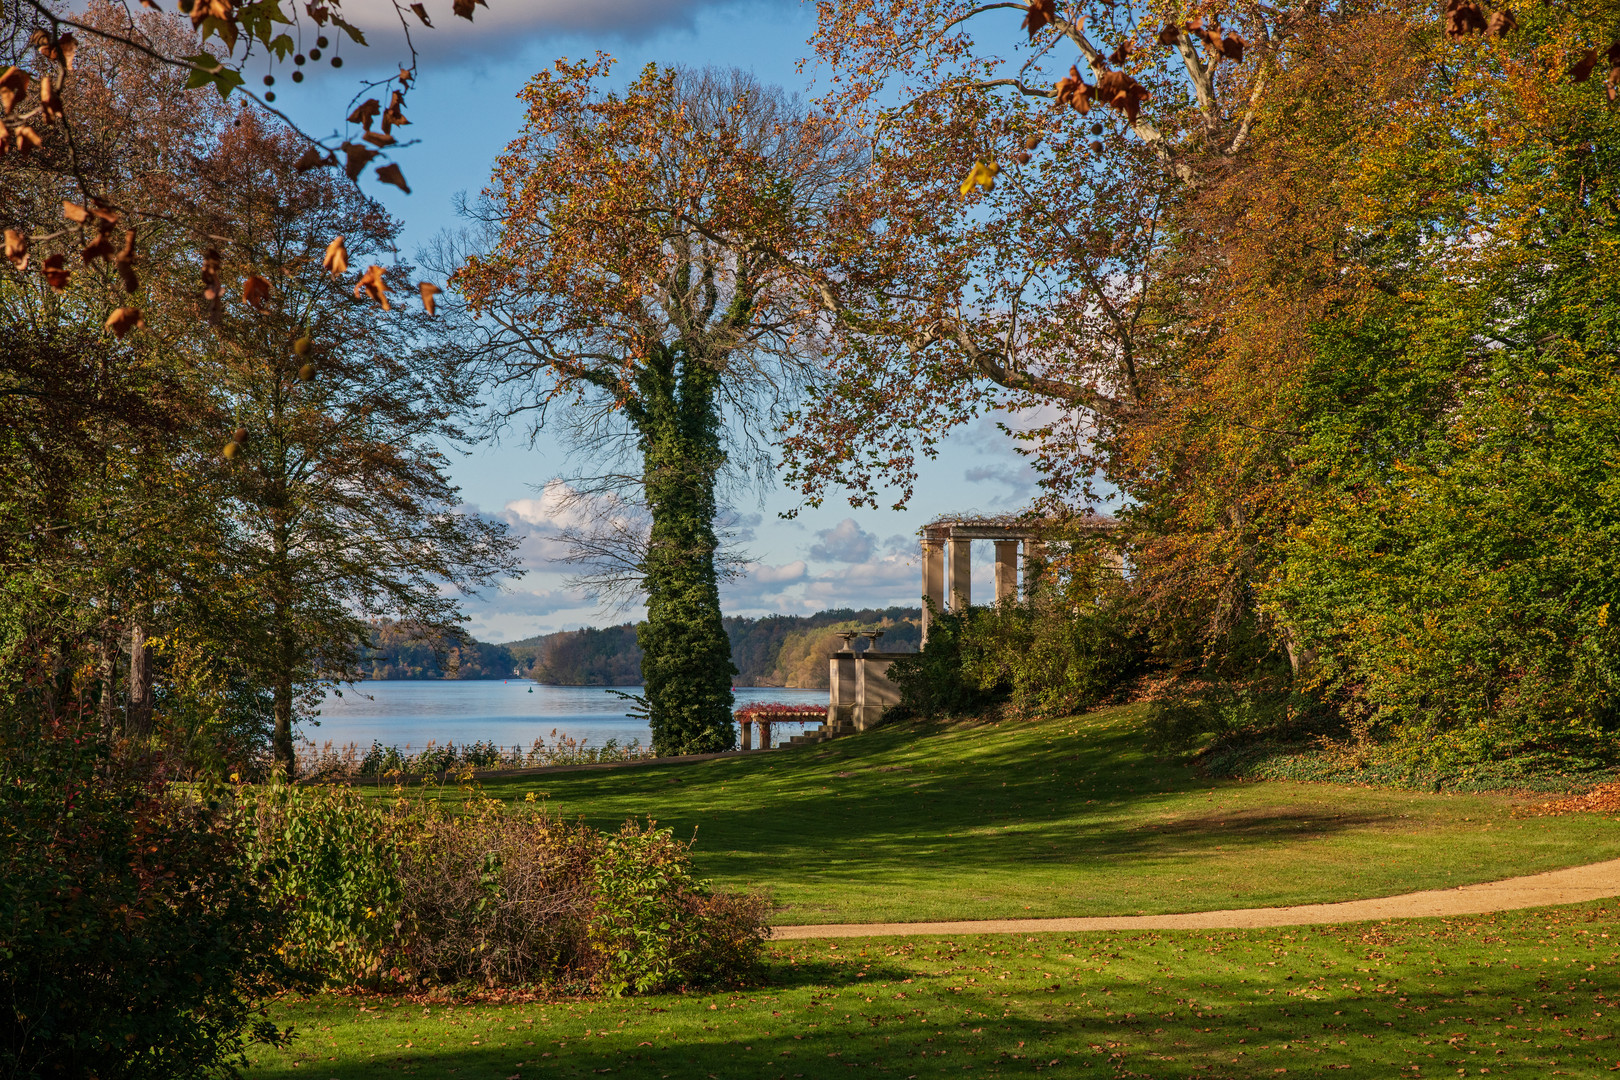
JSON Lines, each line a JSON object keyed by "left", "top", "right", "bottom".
{"left": 631, "top": 342, "right": 736, "bottom": 754}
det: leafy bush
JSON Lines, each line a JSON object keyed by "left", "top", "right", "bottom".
{"left": 0, "top": 710, "right": 291, "bottom": 1080}
{"left": 260, "top": 784, "right": 769, "bottom": 994}
{"left": 889, "top": 590, "right": 1146, "bottom": 721}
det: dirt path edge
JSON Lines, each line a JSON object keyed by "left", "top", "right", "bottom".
{"left": 769, "top": 857, "right": 1620, "bottom": 939}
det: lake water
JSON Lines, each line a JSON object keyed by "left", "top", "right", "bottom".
{"left": 304, "top": 680, "right": 827, "bottom": 751}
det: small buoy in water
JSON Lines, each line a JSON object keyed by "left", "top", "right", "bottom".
{"left": 528, "top": 687, "right": 533, "bottom": 693}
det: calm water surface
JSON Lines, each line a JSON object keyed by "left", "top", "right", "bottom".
{"left": 306, "top": 680, "right": 827, "bottom": 750}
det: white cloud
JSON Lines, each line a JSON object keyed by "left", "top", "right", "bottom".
{"left": 807, "top": 517, "right": 875, "bottom": 563}
{"left": 332, "top": 0, "right": 799, "bottom": 63}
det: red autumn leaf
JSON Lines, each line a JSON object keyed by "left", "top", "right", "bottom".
{"left": 419, "top": 281, "right": 442, "bottom": 316}
{"left": 453, "top": 0, "right": 488, "bottom": 20}
{"left": 1108, "top": 40, "right": 1132, "bottom": 66}
{"left": 105, "top": 307, "right": 143, "bottom": 338}
{"left": 348, "top": 98, "right": 381, "bottom": 131}
{"left": 4, "top": 228, "right": 27, "bottom": 271}
{"left": 14, "top": 125, "right": 41, "bottom": 154}
{"left": 242, "top": 273, "right": 271, "bottom": 311}
{"left": 1021, "top": 0, "right": 1057, "bottom": 41}
{"left": 0, "top": 67, "right": 28, "bottom": 115}
{"left": 306, "top": 2, "right": 329, "bottom": 26}
{"left": 1054, "top": 66, "right": 1094, "bottom": 113}
{"left": 1096, "top": 69, "right": 1150, "bottom": 123}
{"left": 1486, "top": 8, "right": 1516, "bottom": 37}
{"left": 409, "top": 2, "right": 432, "bottom": 26}
{"left": 295, "top": 145, "right": 334, "bottom": 171}
{"left": 323, "top": 235, "right": 349, "bottom": 277}
{"left": 63, "top": 200, "right": 89, "bottom": 224}
{"left": 38, "top": 74, "right": 62, "bottom": 124}
{"left": 34, "top": 31, "right": 76, "bottom": 70}
{"left": 375, "top": 163, "right": 411, "bottom": 193}
{"left": 42, "top": 252, "right": 69, "bottom": 290}
{"left": 341, "top": 141, "right": 378, "bottom": 180}
{"left": 381, "top": 90, "right": 409, "bottom": 131}
{"left": 1157, "top": 22, "right": 1180, "bottom": 46}
{"left": 1445, "top": 0, "right": 1488, "bottom": 38}
{"left": 114, "top": 230, "right": 139, "bottom": 293}
{"left": 1569, "top": 48, "right": 1599, "bottom": 83}
{"left": 362, "top": 130, "right": 397, "bottom": 147}
{"left": 81, "top": 232, "right": 114, "bottom": 265}
{"left": 355, "top": 264, "right": 390, "bottom": 310}
{"left": 1222, "top": 33, "right": 1245, "bottom": 62}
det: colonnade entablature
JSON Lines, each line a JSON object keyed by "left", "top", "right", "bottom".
{"left": 919, "top": 513, "right": 1119, "bottom": 645}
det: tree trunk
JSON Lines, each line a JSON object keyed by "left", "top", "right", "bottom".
{"left": 634, "top": 342, "right": 737, "bottom": 756}
{"left": 272, "top": 670, "right": 295, "bottom": 779}
{"left": 97, "top": 614, "right": 118, "bottom": 738}
{"left": 127, "top": 616, "right": 154, "bottom": 738}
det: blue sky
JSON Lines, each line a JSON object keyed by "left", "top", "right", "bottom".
{"left": 276, "top": 0, "right": 1058, "bottom": 641}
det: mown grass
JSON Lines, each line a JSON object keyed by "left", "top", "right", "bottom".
{"left": 364, "top": 705, "right": 1620, "bottom": 925}
{"left": 245, "top": 899, "right": 1620, "bottom": 1079}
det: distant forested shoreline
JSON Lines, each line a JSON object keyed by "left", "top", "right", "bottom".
{"left": 504, "top": 607, "right": 921, "bottom": 688}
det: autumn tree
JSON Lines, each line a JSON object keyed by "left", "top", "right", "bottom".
{"left": 1, "top": 21, "right": 518, "bottom": 776}
{"left": 447, "top": 61, "right": 864, "bottom": 755}
{"left": 168, "top": 113, "right": 518, "bottom": 777}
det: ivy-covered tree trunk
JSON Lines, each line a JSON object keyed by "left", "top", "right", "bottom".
{"left": 633, "top": 343, "right": 737, "bottom": 755}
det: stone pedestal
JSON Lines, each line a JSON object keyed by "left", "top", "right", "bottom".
{"left": 827, "top": 650, "right": 906, "bottom": 732}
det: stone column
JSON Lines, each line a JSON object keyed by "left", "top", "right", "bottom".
{"left": 947, "top": 536, "right": 972, "bottom": 612}
{"left": 1023, "top": 538, "right": 1047, "bottom": 599}
{"left": 993, "top": 540, "right": 1019, "bottom": 605}
{"left": 920, "top": 535, "right": 944, "bottom": 645}
{"left": 739, "top": 717, "right": 752, "bottom": 751}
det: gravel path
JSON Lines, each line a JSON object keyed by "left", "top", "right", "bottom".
{"left": 769, "top": 857, "right": 1620, "bottom": 939}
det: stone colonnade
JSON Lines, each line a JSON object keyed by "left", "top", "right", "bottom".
{"left": 919, "top": 517, "right": 1119, "bottom": 645}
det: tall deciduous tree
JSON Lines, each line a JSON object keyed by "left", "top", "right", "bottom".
{"left": 173, "top": 114, "right": 519, "bottom": 776}
{"left": 448, "top": 61, "right": 863, "bottom": 754}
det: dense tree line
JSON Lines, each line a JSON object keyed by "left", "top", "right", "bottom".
{"left": 361, "top": 622, "right": 519, "bottom": 681}
{"left": 510, "top": 606, "right": 920, "bottom": 687}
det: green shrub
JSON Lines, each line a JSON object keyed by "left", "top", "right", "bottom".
{"left": 0, "top": 709, "right": 292, "bottom": 1080}
{"left": 589, "top": 821, "right": 769, "bottom": 996}
{"left": 246, "top": 783, "right": 402, "bottom": 986}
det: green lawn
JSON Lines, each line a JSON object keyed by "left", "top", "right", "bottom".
{"left": 372, "top": 706, "right": 1620, "bottom": 925}
{"left": 245, "top": 899, "right": 1620, "bottom": 1079}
